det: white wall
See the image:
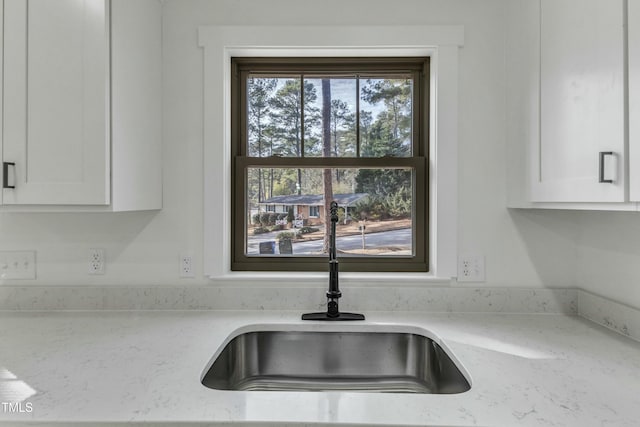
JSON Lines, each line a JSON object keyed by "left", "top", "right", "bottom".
{"left": 575, "top": 212, "right": 640, "bottom": 309}
{"left": 0, "top": 0, "right": 577, "bottom": 290}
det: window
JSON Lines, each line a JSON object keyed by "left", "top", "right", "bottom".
{"left": 201, "top": 25, "right": 463, "bottom": 280}
{"left": 231, "top": 57, "right": 429, "bottom": 272}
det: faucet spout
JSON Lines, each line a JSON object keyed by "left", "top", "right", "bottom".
{"left": 302, "top": 201, "right": 365, "bottom": 321}
{"left": 327, "top": 201, "right": 341, "bottom": 299}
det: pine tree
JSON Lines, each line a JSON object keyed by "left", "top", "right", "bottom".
{"left": 355, "top": 78, "right": 413, "bottom": 217}
{"left": 360, "top": 78, "right": 412, "bottom": 147}
{"left": 248, "top": 78, "right": 277, "bottom": 202}
{"left": 269, "top": 79, "right": 319, "bottom": 194}
{"left": 330, "top": 99, "right": 356, "bottom": 183}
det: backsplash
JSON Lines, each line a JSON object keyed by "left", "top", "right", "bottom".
{"left": 0, "top": 285, "right": 577, "bottom": 313}
{"left": 3, "top": 285, "right": 638, "bottom": 341}
{"left": 578, "top": 290, "right": 640, "bottom": 342}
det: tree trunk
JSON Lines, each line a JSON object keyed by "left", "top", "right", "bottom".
{"left": 258, "top": 168, "right": 263, "bottom": 202}
{"left": 322, "top": 79, "right": 333, "bottom": 253}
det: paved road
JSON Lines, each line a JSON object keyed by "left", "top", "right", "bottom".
{"left": 247, "top": 228, "right": 411, "bottom": 255}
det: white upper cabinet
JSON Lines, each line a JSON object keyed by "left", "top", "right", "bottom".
{"left": 533, "top": 0, "right": 626, "bottom": 203}
{"left": 629, "top": 0, "right": 640, "bottom": 201}
{"left": 3, "top": 0, "right": 109, "bottom": 205}
{"left": 0, "top": 0, "right": 162, "bottom": 210}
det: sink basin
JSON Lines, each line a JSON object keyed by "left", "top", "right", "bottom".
{"left": 201, "top": 327, "right": 470, "bottom": 394}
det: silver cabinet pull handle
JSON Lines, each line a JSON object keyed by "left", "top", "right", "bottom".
{"left": 2, "top": 162, "right": 15, "bottom": 189}
{"left": 599, "top": 151, "right": 614, "bottom": 183}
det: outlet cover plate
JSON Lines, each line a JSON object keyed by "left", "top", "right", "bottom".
{"left": 0, "top": 251, "right": 37, "bottom": 280}
{"left": 180, "top": 254, "right": 195, "bottom": 278}
{"left": 457, "top": 254, "right": 485, "bottom": 282}
{"left": 88, "top": 248, "right": 105, "bottom": 275}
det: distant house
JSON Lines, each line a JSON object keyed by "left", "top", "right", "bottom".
{"left": 257, "top": 193, "right": 368, "bottom": 225}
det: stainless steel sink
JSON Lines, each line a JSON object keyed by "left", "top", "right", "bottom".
{"left": 201, "top": 329, "right": 470, "bottom": 394}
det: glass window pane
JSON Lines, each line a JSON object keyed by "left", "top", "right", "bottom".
{"left": 248, "top": 75, "right": 415, "bottom": 159}
{"left": 303, "top": 78, "right": 357, "bottom": 158}
{"left": 247, "top": 77, "right": 280, "bottom": 157}
{"left": 248, "top": 76, "right": 306, "bottom": 157}
{"left": 245, "top": 167, "right": 414, "bottom": 257}
{"left": 359, "top": 77, "right": 413, "bottom": 157}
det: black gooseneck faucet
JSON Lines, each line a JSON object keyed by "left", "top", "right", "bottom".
{"left": 302, "top": 201, "right": 365, "bottom": 321}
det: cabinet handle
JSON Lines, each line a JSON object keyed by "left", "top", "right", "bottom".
{"left": 599, "top": 152, "right": 614, "bottom": 183}
{"left": 3, "top": 162, "right": 15, "bottom": 189}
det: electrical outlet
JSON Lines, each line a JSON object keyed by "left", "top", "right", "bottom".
{"left": 88, "top": 249, "right": 105, "bottom": 275}
{"left": 180, "top": 255, "right": 194, "bottom": 278}
{"left": 0, "top": 251, "right": 36, "bottom": 280}
{"left": 457, "top": 254, "right": 485, "bottom": 282}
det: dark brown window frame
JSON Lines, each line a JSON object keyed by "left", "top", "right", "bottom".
{"left": 231, "top": 57, "right": 430, "bottom": 272}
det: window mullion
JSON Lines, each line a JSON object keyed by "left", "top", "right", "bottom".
{"left": 237, "top": 156, "right": 424, "bottom": 169}
{"left": 300, "top": 74, "right": 305, "bottom": 158}
{"left": 356, "top": 76, "right": 361, "bottom": 157}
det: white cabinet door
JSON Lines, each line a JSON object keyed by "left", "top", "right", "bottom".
{"left": 2, "top": 0, "right": 109, "bottom": 205}
{"left": 630, "top": 0, "right": 640, "bottom": 201}
{"left": 533, "top": 0, "right": 625, "bottom": 202}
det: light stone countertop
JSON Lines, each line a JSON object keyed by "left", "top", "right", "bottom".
{"left": 0, "top": 310, "right": 638, "bottom": 426}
